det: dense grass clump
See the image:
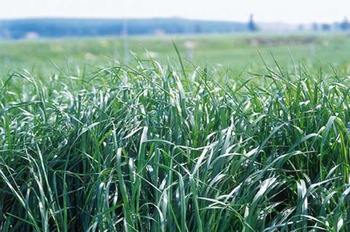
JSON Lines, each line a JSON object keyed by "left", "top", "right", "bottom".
{"left": 0, "top": 58, "right": 350, "bottom": 231}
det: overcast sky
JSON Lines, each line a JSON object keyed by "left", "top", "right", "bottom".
{"left": 0, "top": 0, "right": 349, "bottom": 24}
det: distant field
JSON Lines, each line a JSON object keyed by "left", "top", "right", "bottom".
{"left": 1, "top": 33, "right": 350, "bottom": 231}
{"left": 1, "top": 33, "right": 350, "bottom": 74}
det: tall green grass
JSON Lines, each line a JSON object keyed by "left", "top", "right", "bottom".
{"left": 0, "top": 57, "right": 350, "bottom": 231}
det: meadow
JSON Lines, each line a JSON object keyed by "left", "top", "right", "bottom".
{"left": 1, "top": 33, "right": 350, "bottom": 231}
{"left": 2, "top": 33, "right": 350, "bottom": 73}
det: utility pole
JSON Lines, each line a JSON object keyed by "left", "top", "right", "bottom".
{"left": 121, "top": 0, "right": 129, "bottom": 61}
{"left": 122, "top": 17, "right": 129, "bottom": 61}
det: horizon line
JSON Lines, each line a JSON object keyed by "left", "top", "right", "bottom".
{"left": 0, "top": 16, "right": 344, "bottom": 25}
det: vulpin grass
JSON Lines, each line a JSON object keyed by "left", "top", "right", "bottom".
{"left": 0, "top": 56, "right": 350, "bottom": 231}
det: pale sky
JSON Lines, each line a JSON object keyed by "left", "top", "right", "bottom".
{"left": 0, "top": 0, "right": 349, "bottom": 24}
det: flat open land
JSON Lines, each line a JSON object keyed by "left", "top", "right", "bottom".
{"left": 1, "top": 33, "right": 350, "bottom": 72}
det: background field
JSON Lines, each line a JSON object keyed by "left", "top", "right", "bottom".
{"left": 1, "top": 33, "right": 350, "bottom": 231}
{"left": 2, "top": 33, "right": 350, "bottom": 74}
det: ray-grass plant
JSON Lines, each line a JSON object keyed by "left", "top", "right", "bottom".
{"left": 0, "top": 55, "right": 350, "bottom": 231}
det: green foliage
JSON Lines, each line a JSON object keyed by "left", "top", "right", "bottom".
{"left": 1, "top": 51, "right": 350, "bottom": 231}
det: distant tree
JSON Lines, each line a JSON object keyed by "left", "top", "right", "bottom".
{"left": 340, "top": 17, "right": 350, "bottom": 30}
{"left": 321, "top": 23, "right": 331, "bottom": 31}
{"left": 312, "top": 23, "right": 319, "bottom": 31}
{"left": 195, "top": 24, "right": 202, "bottom": 33}
{"left": 248, "top": 14, "right": 257, "bottom": 32}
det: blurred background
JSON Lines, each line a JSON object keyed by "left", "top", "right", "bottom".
{"left": 1, "top": 0, "right": 350, "bottom": 73}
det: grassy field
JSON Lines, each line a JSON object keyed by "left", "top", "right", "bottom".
{"left": 1, "top": 33, "right": 350, "bottom": 231}
{"left": 2, "top": 33, "right": 350, "bottom": 73}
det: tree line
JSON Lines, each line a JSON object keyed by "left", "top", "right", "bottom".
{"left": 0, "top": 18, "right": 249, "bottom": 39}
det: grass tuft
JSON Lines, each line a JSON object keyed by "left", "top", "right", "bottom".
{"left": 1, "top": 56, "right": 350, "bottom": 231}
